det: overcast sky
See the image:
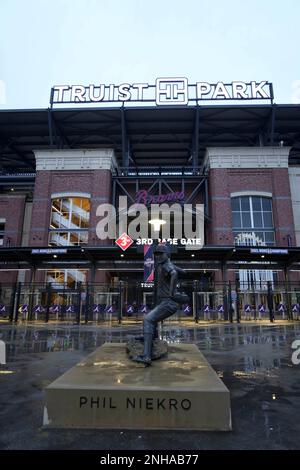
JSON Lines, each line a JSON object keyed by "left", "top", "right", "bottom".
{"left": 0, "top": 0, "right": 300, "bottom": 108}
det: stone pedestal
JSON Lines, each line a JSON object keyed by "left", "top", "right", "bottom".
{"left": 43, "top": 343, "right": 231, "bottom": 430}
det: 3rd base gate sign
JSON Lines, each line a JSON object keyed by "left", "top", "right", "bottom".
{"left": 50, "top": 78, "right": 273, "bottom": 106}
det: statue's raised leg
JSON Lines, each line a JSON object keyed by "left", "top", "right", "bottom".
{"left": 132, "top": 300, "right": 178, "bottom": 366}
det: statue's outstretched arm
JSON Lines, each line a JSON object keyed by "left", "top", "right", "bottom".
{"left": 175, "top": 266, "right": 187, "bottom": 276}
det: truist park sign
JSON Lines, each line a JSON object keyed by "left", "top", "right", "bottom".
{"left": 50, "top": 78, "right": 273, "bottom": 107}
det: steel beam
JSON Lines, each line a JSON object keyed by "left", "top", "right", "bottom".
{"left": 270, "top": 104, "right": 276, "bottom": 145}
{"left": 121, "top": 108, "right": 129, "bottom": 168}
{"left": 192, "top": 106, "right": 199, "bottom": 168}
{"left": 47, "top": 108, "right": 54, "bottom": 146}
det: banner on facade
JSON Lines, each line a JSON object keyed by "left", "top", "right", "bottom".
{"left": 144, "top": 244, "right": 154, "bottom": 282}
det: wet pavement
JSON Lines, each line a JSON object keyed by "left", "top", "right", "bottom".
{"left": 0, "top": 321, "right": 300, "bottom": 450}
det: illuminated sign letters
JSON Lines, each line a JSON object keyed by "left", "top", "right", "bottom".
{"left": 155, "top": 78, "right": 188, "bottom": 105}
{"left": 51, "top": 78, "right": 273, "bottom": 106}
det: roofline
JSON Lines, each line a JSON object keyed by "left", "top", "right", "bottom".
{"left": 1, "top": 103, "right": 300, "bottom": 114}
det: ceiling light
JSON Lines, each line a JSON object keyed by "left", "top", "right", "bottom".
{"left": 149, "top": 219, "right": 166, "bottom": 231}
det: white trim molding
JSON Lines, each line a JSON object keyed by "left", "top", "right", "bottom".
{"left": 204, "top": 146, "right": 290, "bottom": 169}
{"left": 51, "top": 192, "right": 91, "bottom": 199}
{"left": 34, "top": 149, "right": 118, "bottom": 172}
{"left": 231, "top": 191, "right": 272, "bottom": 198}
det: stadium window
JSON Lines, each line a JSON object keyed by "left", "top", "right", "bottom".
{"left": 231, "top": 195, "right": 275, "bottom": 246}
{"left": 49, "top": 196, "right": 90, "bottom": 246}
{"left": 0, "top": 219, "right": 5, "bottom": 246}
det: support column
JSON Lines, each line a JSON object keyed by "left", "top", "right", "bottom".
{"left": 90, "top": 262, "right": 96, "bottom": 284}
{"left": 269, "top": 105, "right": 276, "bottom": 145}
{"left": 267, "top": 280, "right": 274, "bottom": 322}
{"left": 28, "top": 266, "right": 36, "bottom": 321}
{"left": 121, "top": 108, "right": 129, "bottom": 168}
{"left": 193, "top": 280, "right": 199, "bottom": 323}
{"left": 119, "top": 281, "right": 124, "bottom": 325}
{"left": 228, "top": 281, "right": 233, "bottom": 323}
{"left": 88, "top": 262, "right": 96, "bottom": 323}
{"left": 76, "top": 281, "right": 82, "bottom": 324}
{"left": 235, "top": 279, "right": 240, "bottom": 323}
{"left": 251, "top": 280, "right": 257, "bottom": 320}
{"left": 222, "top": 262, "right": 228, "bottom": 321}
{"left": 204, "top": 177, "right": 209, "bottom": 219}
{"left": 284, "top": 266, "right": 292, "bottom": 320}
{"left": 10, "top": 282, "right": 18, "bottom": 323}
{"left": 85, "top": 283, "right": 90, "bottom": 324}
{"left": 45, "top": 283, "right": 51, "bottom": 323}
{"left": 192, "top": 107, "right": 199, "bottom": 169}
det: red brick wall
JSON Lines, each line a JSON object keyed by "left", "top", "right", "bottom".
{"left": 29, "top": 169, "right": 112, "bottom": 247}
{"left": 94, "top": 270, "right": 111, "bottom": 283}
{"left": 0, "top": 195, "right": 26, "bottom": 283}
{"left": 88, "top": 169, "right": 112, "bottom": 246}
{"left": 208, "top": 167, "right": 296, "bottom": 246}
{"left": 29, "top": 171, "right": 51, "bottom": 246}
{"left": 0, "top": 195, "right": 26, "bottom": 247}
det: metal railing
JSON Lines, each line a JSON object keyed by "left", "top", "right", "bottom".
{"left": 0, "top": 280, "right": 299, "bottom": 325}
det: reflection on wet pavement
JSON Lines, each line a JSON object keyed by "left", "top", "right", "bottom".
{"left": 0, "top": 322, "right": 300, "bottom": 450}
{"left": 1, "top": 323, "right": 299, "bottom": 362}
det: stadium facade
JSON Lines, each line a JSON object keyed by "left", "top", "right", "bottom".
{"left": 1, "top": 79, "right": 300, "bottom": 323}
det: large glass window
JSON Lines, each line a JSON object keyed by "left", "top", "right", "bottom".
{"left": 231, "top": 195, "right": 274, "bottom": 246}
{"left": 49, "top": 197, "right": 90, "bottom": 246}
{"left": 0, "top": 220, "right": 5, "bottom": 246}
{"left": 46, "top": 269, "right": 87, "bottom": 288}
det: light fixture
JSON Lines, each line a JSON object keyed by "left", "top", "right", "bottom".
{"left": 10, "top": 188, "right": 14, "bottom": 192}
{"left": 261, "top": 255, "right": 265, "bottom": 258}
{"left": 149, "top": 218, "right": 166, "bottom": 231}
{"left": 191, "top": 254, "right": 195, "bottom": 257}
{"left": 120, "top": 254, "right": 124, "bottom": 257}
{"left": 53, "top": 254, "right": 58, "bottom": 258}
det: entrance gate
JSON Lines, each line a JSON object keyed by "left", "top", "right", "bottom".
{"left": 1, "top": 281, "right": 300, "bottom": 324}
{"left": 194, "top": 291, "right": 224, "bottom": 321}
